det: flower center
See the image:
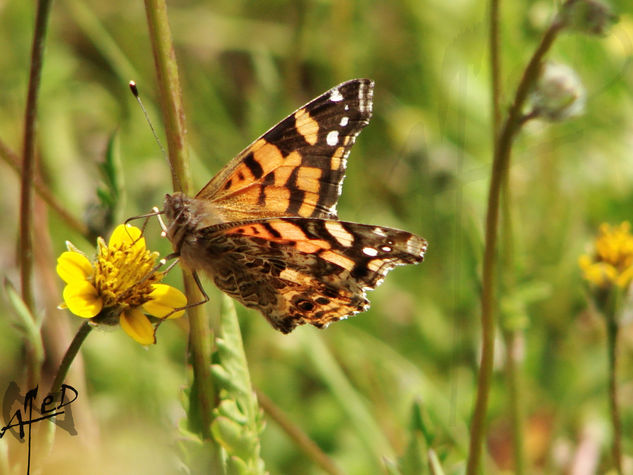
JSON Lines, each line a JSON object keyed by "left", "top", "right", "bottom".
{"left": 93, "top": 237, "right": 163, "bottom": 313}
{"left": 596, "top": 223, "right": 633, "bottom": 273}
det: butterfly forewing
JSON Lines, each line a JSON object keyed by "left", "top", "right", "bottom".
{"left": 194, "top": 79, "right": 374, "bottom": 220}
{"left": 191, "top": 218, "right": 426, "bottom": 333}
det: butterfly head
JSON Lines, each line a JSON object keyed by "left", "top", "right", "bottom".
{"left": 163, "top": 192, "right": 196, "bottom": 251}
{"left": 164, "top": 192, "right": 188, "bottom": 222}
{"left": 163, "top": 192, "right": 226, "bottom": 252}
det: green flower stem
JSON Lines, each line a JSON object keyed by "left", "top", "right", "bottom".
{"left": 49, "top": 321, "right": 92, "bottom": 395}
{"left": 500, "top": 135, "right": 526, "bottom": 474}
{"left": 489, "top": 0, "right": 501, "bottom": 141}
{"left": 466, "top": 11, "right": 565, "bottom": 475}
{"left": 42, "top": 321, "right": 92, "bottom": 459}
{"left": 142, "top": 0, "right": 216, "bottom": 445}
{"left": 255, "top": 389, "right": 343, "bottom": 475}
{"left": 0, "top": 137, "right": 91, "bottom": 241}
{"left": 20, "top": 0, "right": 54, "bottom": 389}
{"left": 503, "top": 330, "right": 525, "bottom": 475}
{"left": 143, "top": 0, "right": 191, "bottom": 194}
{"left": 183, "top": 273, "right": 215, "bottom": 440}
{"left": 605, "top": 299, "right": 623, "bottom": 474}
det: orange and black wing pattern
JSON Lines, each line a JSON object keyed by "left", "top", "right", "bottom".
{"left": 195, "top": 217, "right": 426, "bottom": 333}
{"left": 195, "top": 79, "right": 374, "bottom": 221}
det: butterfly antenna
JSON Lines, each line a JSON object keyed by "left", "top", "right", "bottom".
{"left": 128, "top": 80, "right": 183, "bottom": 191}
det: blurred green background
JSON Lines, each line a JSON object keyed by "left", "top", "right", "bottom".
{"left": 1, "top": 0, "right": 632, "bottom": 473}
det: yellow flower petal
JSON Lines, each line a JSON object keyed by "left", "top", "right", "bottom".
{"left": 580, "top": 222, "right": 633, "bottom": 288}
{"left": 143, "top": 284, "right": 187, "bottom": 319}
{"left": 109, "top": 224, "right": 145, "bottom": 251}
{"left": 616, "top": 266, "right": 633, "bottom": 288}
{"left": 120, "top": 308, "right": 154, "bottom": 345}
{"left": 57, "top": 252, "right": 93, "bottom": 284}
{"left": 63, "top": 281, "right": 102, "bottom": 318}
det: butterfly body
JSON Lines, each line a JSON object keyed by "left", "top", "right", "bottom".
{"left": 164, "top": 79, "right": 427, "bottom": 333}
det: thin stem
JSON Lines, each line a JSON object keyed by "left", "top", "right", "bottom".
{"left": 183, "top": 272, "right": 215, "bottom": 439}
{"left": 606, "top": 310, "right": 622, "bottom": 474}
{"left": 497, "top": 18, "right": 526, "bottom": 464}
{"left": 42, "top": 321, "right": 92, "bottom": 461}
{"left": 20, "top": 0, "right": 54, "bottom": 389}
{"left": 256, "top": 389, "right": 343, "bottom": 475}
{"left": 466, "top": 13, "right": 565, "bottom": 475}
{"left": 143, "top": 0, "right": 191, "bottom": 194}
{"left": 49, "top": 322, "right": 93, "bottom": 395}
{"left": 489, "top": 0, "right": 501, "bottom": 142}
{"left": 503, "top": 330, "right": 525, "bottom": 474}
{"left": 500, "top": 158, "right": 526, "bottom": 474}
{"left": 0, "top": 137, "right": 91, "bottom": 241}
{"left": 143, "top": 0, "right": 216, "bottom": 445}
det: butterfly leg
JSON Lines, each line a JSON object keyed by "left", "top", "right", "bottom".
{"left": 151, "top": 269, "right": 210, "bottom": 342}
{"left": 184, "top": 270, "right": 211, "bottom": 309}
{"left": 151, "top": 268, "right": 211, "bottom": 322}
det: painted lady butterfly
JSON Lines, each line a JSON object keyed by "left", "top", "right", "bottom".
{"left": 163, "top": 79, "right": 427, "bottom": 333}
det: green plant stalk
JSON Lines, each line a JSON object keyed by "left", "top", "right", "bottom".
{"left": 184, "top": 273, "right": 215, "bottom": 440}
{"left": 255, "top": 388, "right": 343, "bottom": 475}
{"left": 500, "top": 128, "right": 526, "bottom": 474}
{"left": 20, "top": 0, "right": 54, "bottom": 389}
{"left": 605, "top": 294, "right": 622, "bottom": 474}
{"left": 503, "top": 330, "right": 525, "bottom": 474}
{"left": 466, "top": 13, "right": 565, "bottom": 475}
{"left": 143, "top": 0, "right": 191, "bottom": 194}
{"left": 49, "top": 321, "right": 92, "bottom": 395}
{"left": 489, "top": 0, "right": 501, "bottom": 141}
{"left": 143, "top": 0, "right": 216, "bottom": 444}
{"left": 43, "top": 321, "right": 92, "bottom": 458}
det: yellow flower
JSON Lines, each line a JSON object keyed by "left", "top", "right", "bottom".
{"left": 57, "top": 224, "right": 187, "bottom": 345}
{"left": 579, "top": 222, "right": 633, "bottom": 289}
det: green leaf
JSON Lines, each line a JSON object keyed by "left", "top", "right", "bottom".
{"left": 210, "top": 295, "right": 267, "bottom": 475}
{"left": 3, "top": 279, "right": 44, "bottom": 366}
{"left": 427, "top": 449, "right": 446, "bottom": 475}
{"left": 298, "top": 331, "right": 394, "bottom": 464}
{"left": 88, "top": 131, "right": 125, "bottom": 236}
{"left": 383, "top": 457, "right": 404, "bottom": 475}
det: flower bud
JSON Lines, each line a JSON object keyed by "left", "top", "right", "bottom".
{"left": 561, "top": 0, "right": 616, "bottom": 36}
{"left": 530, "top": 62, "right": 586, "bottom": 121}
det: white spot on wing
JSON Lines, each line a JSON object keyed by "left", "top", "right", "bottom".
{"left": 330, "top": 88, "right": 343, "bottom": 102}
{"left": 363, "top": 247, "right": 379, "bottom": 257}
{"left": 381, "top": 245, "right": 392, "bottom": 252}
{"left": 340, "top": 116, "right": 349, "bottom": 127}
{"left": 373, "top": 227, "right": 387, "bottom": 237}
{"left": 326, "top": 130, "right": 339, "bottom": 146}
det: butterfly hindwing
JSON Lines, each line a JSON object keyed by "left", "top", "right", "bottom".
{"left": 192, "top": 217, "right": 427, "bottom": 333}
{"left": 194, "top": 79, "right": 374, "bottom": 221}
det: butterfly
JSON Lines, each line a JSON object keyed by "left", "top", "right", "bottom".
{"left": 163, "top": 79, "right": 427, "bottom": 333}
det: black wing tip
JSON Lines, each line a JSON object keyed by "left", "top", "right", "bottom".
{"left": 326, "top": 79, "right": 374, "bottom": 121}
{"left": 335, "top": 78, "right": 374, "bottom": 88}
